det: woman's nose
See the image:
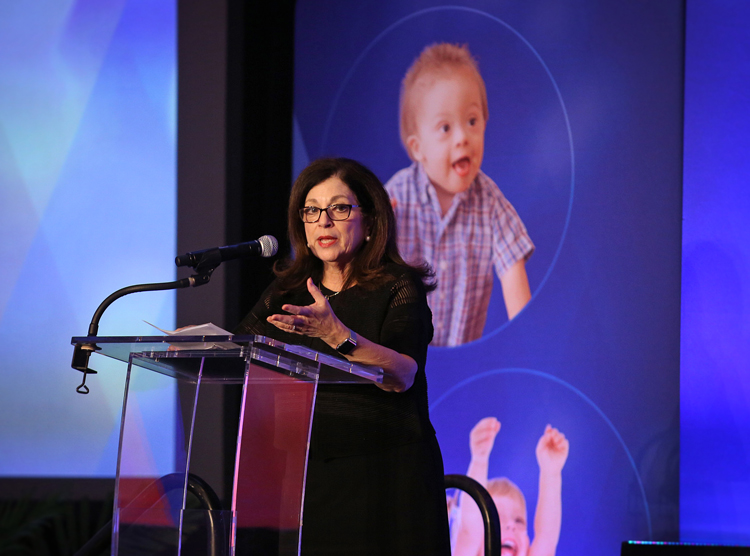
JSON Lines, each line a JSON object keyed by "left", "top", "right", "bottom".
{"left": 317, "top": 211, "right": 333, "bottom": 226}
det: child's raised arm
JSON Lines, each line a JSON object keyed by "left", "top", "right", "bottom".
{"left": 453, "top": 417, "right": 501, "bottom": 556}
{"left": 467, "top": 417, "right": 501, "bottom": 485}
{"left": 528, "top": 425, "right": 569, "bottom": 556}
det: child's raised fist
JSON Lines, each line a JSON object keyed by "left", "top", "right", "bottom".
{"left": 469, "top": 417, "right": 501, "bottom": 461}
{"left": 535, "top": 424, "right": 569, "bottom": 473}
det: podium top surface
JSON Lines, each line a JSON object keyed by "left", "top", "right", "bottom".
{"left": 71, "top": 335, "right": 383, "bottom": 384}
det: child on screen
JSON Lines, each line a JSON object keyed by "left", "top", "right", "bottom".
{"left": 385, "top": 43, "right": 534, "bottom": 347}
{"left": 453, "top": 417, "right": 569, "bottom": 556}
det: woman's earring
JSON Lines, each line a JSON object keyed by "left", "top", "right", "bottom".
{"left": 365, "top": 235, "right": 371, "bottom": 242}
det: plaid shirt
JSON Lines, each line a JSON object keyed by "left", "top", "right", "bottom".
{"left": 385, "top": 163, "right": 534, "bottom": 347}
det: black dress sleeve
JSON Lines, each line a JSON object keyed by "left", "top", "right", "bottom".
{"left": 378, "top": 270, "right": 434, "bottom": 367}
{"left": 233, "top": 281, "right": 279, "bottom": 335}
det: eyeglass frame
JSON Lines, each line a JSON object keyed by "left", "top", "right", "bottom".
{"left": 299, "top": 203, "right": 362, "bottom": 223}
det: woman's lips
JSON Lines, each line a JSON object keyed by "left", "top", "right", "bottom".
{"left": 452, "top": 156, "right": 471, "bottom": 177}
{"left": 317, "top": 236, "right": 337, "bottom": 247}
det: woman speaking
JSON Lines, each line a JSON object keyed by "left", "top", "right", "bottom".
{"left": 235, "top": 158, "right": 451, "bottom": 555}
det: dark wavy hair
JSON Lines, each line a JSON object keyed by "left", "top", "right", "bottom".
{"left": 274, "top": 157, "right": 434, "bottom": 293}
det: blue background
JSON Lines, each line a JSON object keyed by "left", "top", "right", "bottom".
{"left": 0, "top": 0, "right": 177, "bottom": 477}
{"left": 681, "top": 1, "right": 750, "bottom": 545}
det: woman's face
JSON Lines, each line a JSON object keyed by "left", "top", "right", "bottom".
{"left": 303, "top": 176, "right": 369, "bottom": 272}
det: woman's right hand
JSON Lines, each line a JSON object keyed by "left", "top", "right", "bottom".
{"left": 268, "top": 278, "right": 418, "bottom": 392}
{"left": 266, "top": 278, "right": 350, "bottom": 349}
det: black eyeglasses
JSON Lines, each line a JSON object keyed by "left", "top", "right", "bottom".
{"left": 299, "top": 204, "right": 361, "bottom": 223}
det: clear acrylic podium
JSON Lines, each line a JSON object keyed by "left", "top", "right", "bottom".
{"left": 71, "top": 334, "right": 383, "bottom": 556}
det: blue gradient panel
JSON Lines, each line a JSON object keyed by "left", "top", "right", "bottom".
{"left": 681, "top": 0, "right": 750, "bottom": 544}
{"left": 0, "top": 1, "right": 177, "bottom": 476}
{"left": 295, "top": 1, "right": 683, "bottom": 550}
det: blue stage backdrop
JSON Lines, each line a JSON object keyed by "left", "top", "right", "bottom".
{"left": 294, "top": 1, "right": 683, "bottom": 552}
{"left": 0, "top": 0, "right": 177, "bottom": 476}
{"left": 681, "top": 0, "right": 750, "bottom": 545}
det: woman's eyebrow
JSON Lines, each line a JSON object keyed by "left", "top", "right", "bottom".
{"left": 328, "top": 195, "right": 351, "bottom": 203}
{"left": 305, "top": 194, "right": 351, "bottom": 205}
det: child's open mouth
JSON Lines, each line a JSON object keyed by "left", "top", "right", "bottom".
{"left": 452, "top": 156, "right": 471, "bottom": 177}
{"left": 500, "top": 538, "right": 518, "bottom": 556}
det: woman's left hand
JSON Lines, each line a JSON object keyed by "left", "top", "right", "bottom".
{"left": 267, "top": 278, "right": 349, "bottom": 348}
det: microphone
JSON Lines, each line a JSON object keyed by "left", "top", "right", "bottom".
{"left": 175, "top": 235, "right": 279, "bottom": 268}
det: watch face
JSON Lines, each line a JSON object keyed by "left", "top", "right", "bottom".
{"left": 336, "top": 335, "right": 356, "bottom": 355}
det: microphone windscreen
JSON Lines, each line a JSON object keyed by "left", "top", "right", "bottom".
{"left": 259, "top": 235, "right": 279, "bottom": 257}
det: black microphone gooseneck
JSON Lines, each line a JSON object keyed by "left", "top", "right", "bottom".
{"left": 71, "top": 235, "right": 278, "bottom": 394}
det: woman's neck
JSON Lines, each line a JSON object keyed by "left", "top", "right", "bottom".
{"left": 321, "top": 263, "right": 350, "bottom": 292}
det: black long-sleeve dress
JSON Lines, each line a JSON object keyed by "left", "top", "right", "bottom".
{"left": 235, "top": 263, "right": 451, "bottom": 555}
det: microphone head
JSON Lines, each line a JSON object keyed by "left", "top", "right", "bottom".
{"left": 259, "top": 235, "right": 279, "bottom": 257}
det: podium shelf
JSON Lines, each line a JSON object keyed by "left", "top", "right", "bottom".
{"left": 71, "top": 334, "right": 383, "bottom": 384}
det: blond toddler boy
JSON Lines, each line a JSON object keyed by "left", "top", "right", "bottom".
{"left": 453, "top": 417, "right": 569, "bottom": 556}
{"left": 385, "top": 43, "right": 534, "bottom": 347}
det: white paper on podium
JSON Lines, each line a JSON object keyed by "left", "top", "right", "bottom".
{"left": 144, "top": 321, "right": 240, "bottom": 350}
